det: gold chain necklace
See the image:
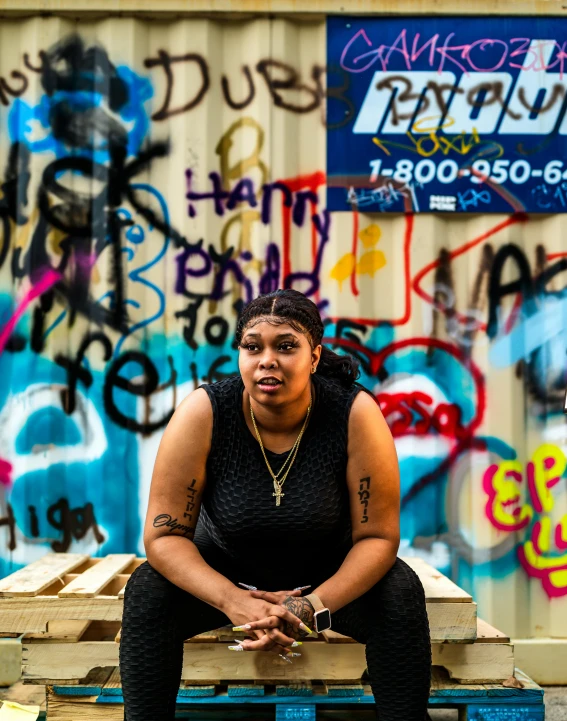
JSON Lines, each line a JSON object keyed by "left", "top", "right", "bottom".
{"left": 250, "top": 400, "right": 312, "bottom": 507}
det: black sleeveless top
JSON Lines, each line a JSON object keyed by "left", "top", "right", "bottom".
{"left": 195, "top": 374, "right": 363, "bottom": 590}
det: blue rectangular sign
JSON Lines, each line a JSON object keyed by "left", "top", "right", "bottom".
{"left": 326, "top": 16, "right": 567, "bottom": 212}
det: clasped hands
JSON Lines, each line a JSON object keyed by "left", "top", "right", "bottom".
{"left": 227, "top": 586, "right": 316, "bottom": 659}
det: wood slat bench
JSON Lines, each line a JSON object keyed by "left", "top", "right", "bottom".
{"left": 0, "top": 554, "right": 477, "bottom": 641}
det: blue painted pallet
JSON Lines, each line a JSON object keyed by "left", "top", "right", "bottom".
{"left": 51, "top": 668, "right": 545, "bottom": 721}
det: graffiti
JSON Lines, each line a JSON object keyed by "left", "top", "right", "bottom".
{"left": 340, "top": 29, "right": 567, "bottom": 76}
{"left": 484, "top": 444, "right": 567, "bottom": 598}
{"left": 330, "top": 223, "right": 386, "bottom": 290}
{"left": 0, "top": 22, "right": 566, "bottom": 636}
{"left": 144, "top": 51, "right": 325, "bottom": 121}
{"left": 0, "top": 499, "right": 104, "bottom": 553}
{"left": 372, "top": 121, "right": 503, "bottom": 160}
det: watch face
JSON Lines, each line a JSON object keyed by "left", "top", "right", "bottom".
{"left": 314, "top": 608, "right": 331, "bottom": 632}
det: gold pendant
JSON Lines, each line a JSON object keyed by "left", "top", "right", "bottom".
{"left": 273, "top": 486, "right": 284, "bottom": 507}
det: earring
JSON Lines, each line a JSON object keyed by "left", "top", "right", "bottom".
{"left": 311, "top": 366, "right": 316, "bottom": 374}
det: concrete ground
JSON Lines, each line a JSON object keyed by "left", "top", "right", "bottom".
{"left": 1, "top": 681, "right": 566, "bottom": 719}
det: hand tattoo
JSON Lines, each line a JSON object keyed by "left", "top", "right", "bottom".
{"left": 282, "top": 595, "right": 315, "bottom": 637}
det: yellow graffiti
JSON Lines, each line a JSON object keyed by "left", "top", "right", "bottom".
{"left": 530, "top": 443, "right": 565, "bottom": 514}
{"left": 330, "top": 223, "right": 386, "bottom": 289}
{"left": 372, "top": 117, "right": 504, "bottom": 159}
{"left": 358, "top": 223, "right": 381, "bottom": 249}
{"left": 357, "top": 250, "right": 386, "bottom": 277}
{"left": 484, "top": 444, "right": 567, "bottom": 598}
{"left": 330, "top": 253, "right": 356, "bottom": 290}
{"left": 215, "top": 116, "right": 268, "bottom": 190}
{"left": 484, "top": 460, "right": 532, "bottom": 532}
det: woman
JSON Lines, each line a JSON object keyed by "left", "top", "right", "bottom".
{"left": 120, "top": 289, "right": 431, "bottom": 721}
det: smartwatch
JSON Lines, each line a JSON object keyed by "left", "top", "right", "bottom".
{"left": 304, "top": 593, "right": 332, "bottom": 633}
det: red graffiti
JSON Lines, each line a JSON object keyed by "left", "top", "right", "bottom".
{"left": 377, "top": 390, "right": 468, "bottom": 440}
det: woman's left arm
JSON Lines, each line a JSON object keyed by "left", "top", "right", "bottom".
{"left": 311, "top": 391, "right": 400, "bottom": 614}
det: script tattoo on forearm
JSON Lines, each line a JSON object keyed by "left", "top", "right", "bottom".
{"left": 282, "top": 596, "right": 315, "bottom": 637}
{"left": 358, "top": 476, "right": 371, "bottom": 524}
{"left": 152, "top": 479, "right": 200, "bottom": 539}
{"left": 152, "top": 514, "right": 195, "bottom": 538}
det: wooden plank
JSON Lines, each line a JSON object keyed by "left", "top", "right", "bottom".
{"left": 324, "top": 684, "right": 365, "bottom": 697}
{"left": 0, "top": 596, "right": 476, "bottom": 642}
{"left": 23, "top": 634, "right": 509, "bottom": 685}
{"left": 432, "top": 641, "right": 514, "bottom": 684}
{"left": 321, "top": 630, "right": 357, "bottom": 644}
{"left": 58, "top": 556, "right": 135, "bottom": 599}
{"left": 186, "top": 630, "right": 219, "bottom": 642}
{"left": 227, "top": 685, "right": 265, "bottom": 696}
{"left": 427, "top": 601, "right": 477, "bottom": 642}
{"left": 276, "top": 682, "right": 313, "bottom": 696}
{"left": 47, "top": 696, "right": 123, "bottom": 721}
{"left": 53, "top": 669, "right": 113, "bottom": 696}
{"left": 476, "top": 619, "right": 510, "bottom": 644}
{"left": 101, "top": 667, "right": 122, "bottom": 695}
{"left": 24, "top": 620, "right": 92, "bottom": 643}
{"left": 0, "top": 554, "right": 89, "bottom": 597}
{"left": 0, "top": 597, "right": 124, "bottom": 633}
{"left": 178, "top": 685, "right": 216, "bottom": 697}
{"left": 403, "top": 558, "right": 473, "bottom": 603}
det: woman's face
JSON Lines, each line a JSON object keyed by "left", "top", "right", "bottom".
{"left": 238, "top": 319, "right": 321, "bottom": 406}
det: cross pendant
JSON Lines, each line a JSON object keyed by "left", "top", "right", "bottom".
{"left": 273, "top": 487, "right": 284, "bottom": 507}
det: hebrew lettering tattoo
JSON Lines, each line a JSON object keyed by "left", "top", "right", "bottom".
{"left": 152, "top": 513, "right": 195, "bottom": 539}
{"left": 358, "top": 476, "right": 371, "bottom": 524}
{"left": 184, "top": 478, "right": 198, "bottom": 521}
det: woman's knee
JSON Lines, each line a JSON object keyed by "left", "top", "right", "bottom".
{"left": 123, "top": 561, "right": 181, "bottom": 623}
{"left": 367, "top": 558, "right": 428, "bottom": 621}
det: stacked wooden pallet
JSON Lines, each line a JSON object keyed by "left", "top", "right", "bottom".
{"left": 43, "top": 667, "right": 545, "bottom": 721}
{"left": 0, "top": 553, "right": 545, "bottom": 720}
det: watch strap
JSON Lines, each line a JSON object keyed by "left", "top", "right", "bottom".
{"left": 304, "top": 593, "right": 326, "bottom": 613}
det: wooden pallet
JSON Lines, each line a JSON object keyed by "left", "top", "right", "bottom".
{"left": 44, "top": 667, "right": 544, "bottom": 721}
{"left": 17, "top": 616, "right": 513, "bottom": 685}
{"left": 0, "top": 553, "right": 477, "bottom": 641}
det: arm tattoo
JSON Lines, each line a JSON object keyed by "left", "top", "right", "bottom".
{"left": 282, "top": 595, "right": 315, "bottom": 637}
{"left": 358, "top": 476, "right": 370, "bottom": 524}
{"left": 152, "top": 478, "right": 200, "bottom": 540}
{"left": 183, "top": 479, "right": 198, "bottom": 523}
{"left": 152, "top": 514, "right": 195, "bottom": 539}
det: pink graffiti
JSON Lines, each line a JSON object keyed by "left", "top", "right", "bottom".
{"left": 0, "top": 269, "right": 61, "bottom": 355}
{"left": 0, "top": 458, "right": 12, "bottom": 488}
{"left": 484, "top": 445, "right": 567, "bottom": 598}
{"left": 340, "top": 29, "right": 567, "bottom": 77}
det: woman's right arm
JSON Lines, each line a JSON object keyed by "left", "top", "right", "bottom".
{"left": 143, "top": 387, "right": 237, "bottom": 613}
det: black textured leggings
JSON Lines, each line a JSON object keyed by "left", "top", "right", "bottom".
{"left": 119, "top": 556, "right": 431, "bottom": 721}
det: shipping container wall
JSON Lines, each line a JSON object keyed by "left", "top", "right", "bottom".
{"left": 0, "top": 15, "right": 565, "bottom": 643}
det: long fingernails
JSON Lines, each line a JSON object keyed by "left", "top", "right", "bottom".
{"left": 293, "top": 585, "right": 311, "bottom": 591}
{"left": 279, "top": 654, "right": 293, "bottom": 664}
{"left": 291, "top": 641, "right": 303, "bottom": 647}
{"left": 299, "top": 622, "right": 313, "bottom": 634}
{"left": 228, "top": 645, "right": 244, "bottom": 651}
{"left": 233, "top": 625, "right": 251, "bottom": 631}
{"left": 286, "top": 652, "right": 301, "bottom": 658}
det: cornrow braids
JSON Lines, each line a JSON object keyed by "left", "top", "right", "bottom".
{"left": 236, "top": 289, "right": 360, "bottom": 387}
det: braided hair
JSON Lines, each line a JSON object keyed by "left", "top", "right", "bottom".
{"left": 235, "top": 289, "right": 360, "bottom": 387}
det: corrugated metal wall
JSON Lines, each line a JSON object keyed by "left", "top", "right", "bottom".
{"left": 0, "top": 13, "right": 566, "bottom": 645}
